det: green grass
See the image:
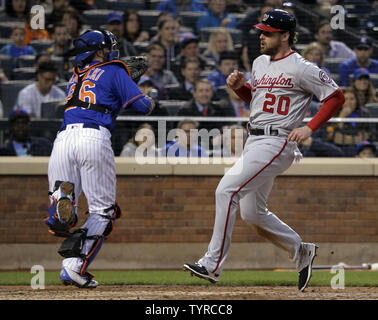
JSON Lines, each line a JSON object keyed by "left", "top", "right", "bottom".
{"left": 1, "top": 270, "right": 378, "bottom": 287}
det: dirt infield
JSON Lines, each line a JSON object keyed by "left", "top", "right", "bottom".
{"left": 1, "top": 285, "right": 377, "bottom": 300}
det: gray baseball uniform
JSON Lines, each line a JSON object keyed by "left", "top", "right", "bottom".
{"left": 198, "top": 51, "right": 339, "bottom": 275}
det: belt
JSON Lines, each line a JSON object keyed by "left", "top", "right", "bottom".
{"left": 248, "top": 127, "right": 279, "bottom": 136}
{"left": 59, "top": 123, "right": 100, "bottom": 132}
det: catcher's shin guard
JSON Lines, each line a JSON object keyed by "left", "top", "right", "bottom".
{"left": 79, "top": 203, "right": 122, "bottom": 276}
{"left": 44, "top": 181, "right": 77, "bottom": 237}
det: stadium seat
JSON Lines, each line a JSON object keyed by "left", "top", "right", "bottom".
{"left": 0, "top": 38, "right": 12, "bottom": 50}
{"left": 41, "top": 99, "right": 66, "bottom": 119}
{"left": 294, "top": 43, "right": 307, "bottom": 54}
{"left": 369, "top": 74, "right": 378, "bottom": 88}
{"left": 17, "top": 55, "right": 36, "bottom": 68}
{"left": 158, "top": 100, "right": 187, "bottom": 116}
{"left": 29, "top": 40, "right": 54, "bottom": 53}
{"left": 324, "top": 58, "right": 346, "bottom": 74}
{"left": 12, "top": 67, "right": 36, "bottom": 80}
{"left": 178, "top": 12, "right": 203, "bottom": 32}
{"left": 0, "top": 54, "right": 13, "bottom": 79}
{"left": 105, "top": 0, "right": 145, "bottom": 11}
{"left": 138, "top": 10, "right": 161, "bottom": 30}
{"left": 232, "top": 13, "right": 247, "bottom": 25}
{"left": 0, "top": 22, "right": 19, "bottom": 38}
{"left": 365, "top": 103, "right": 378, "bottom": 116}
{"left": 330, "top": 73, "right": 341, "bottom": 86}
{"left": 82, "top": 9, "right": 114, "bottom": 29}
{"left": 344, "top": 1, "right": 373, "bottom": 15}
{"left": 56, "top": 82, "right": 68, "bottom": 93}
{"left": 133, "top": 42, "right": 149, "bottom": 55}
{"left": 0, "top": 80, "right": 33, "bottom": 117}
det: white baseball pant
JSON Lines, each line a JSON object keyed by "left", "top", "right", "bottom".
{"left": 48, "top": 124, "right": 116, "bottom": 272}
{"left": 198, "top": 135, "right": 303, "bottom": 275}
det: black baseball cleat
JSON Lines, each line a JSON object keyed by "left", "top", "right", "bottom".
{"left": 298, "top": 243, "right": 318, "bottom": 292}
{"left": 183, "top": 262, "right": 219, "bottom": 284}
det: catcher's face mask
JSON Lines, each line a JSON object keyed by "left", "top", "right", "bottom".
{"left": 104, "top": 30, "right": 120, "bottom": 62}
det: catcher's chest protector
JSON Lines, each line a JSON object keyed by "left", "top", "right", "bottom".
{"left": 64, "top": 60, "right": 132, "bottom": 115}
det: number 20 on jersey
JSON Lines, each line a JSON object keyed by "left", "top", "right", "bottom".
{"left": 262, "top": 93, "right": 290, "bottom": 115}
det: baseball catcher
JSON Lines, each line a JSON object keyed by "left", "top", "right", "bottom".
{"left": 44, "top": 29, "right": 154, "bottom": 288}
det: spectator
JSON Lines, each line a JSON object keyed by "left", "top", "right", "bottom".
{"left": 161, "top": 119, "right": 208, "bottom": 158}
{"left": 299, "top": 101, "right": 344, "bottom": 157}
{"left": 24, "top": 10, "right": 52, "bottom": 45}
{"left": 177, "top": 78, "right": 227, "bottom": 131}
{"left": 237, "top": 0, "right": 281, "bottom": 39}
{"left": 314, "top": 20, "right": 355, "bottom": 60}
{"left": 46, "top": 23, "right": 71, "bottom": 57}
{"left": 123, "top": 9, "right": 150, "bottom": 44}
{"left": 174, "top": 16, "right": 196, "bottom": 44}
{"left": 173, "top": 35, "right": 209, "bottom": 79}
{"left": 282, "top": 1, "right": 312, "bottom": 43}
{"left": 61, "top": 8, "right": 83, "bottom": 40}
{"left": 0, "top": 0, "right": 30, "bottom": 22}
{"left": 69, "top": 0, "right": 92, "bottom": 12}
{"left": 351, "top": 68, "right": 377, "bottom": 107}
{"left": 142, "top": 43, "right": 179, "bottom": 99}
{"left": 149, "top": 12, "right": 176, "bottom": 44}
{"left": 327, "top": 87, "right": 371, "bottom": 156}
{"left": 207, "top": 50, "right": 238, "bottom": 90}
{"left": 211, "top": 124, "right": 248, "bottom": 157}
{"left": 34, "top": 51, "right": 51, "bottom": 68}
{"left": 0, "top": 109, "right": 53, "bottom": 156}
{"left": 156, "top": 0, "right": 206, "bottom": 18}
{"left": 242, "top": 4, "right": 275, "bottom": 64}
{"left": 121, "top": 77, "right": 169, "bottom": 121}
{"left": 196, "top": 0, "right": 237, "bottom": 33}
{"left": 153, "top": 18, "right": 181, "bottom": 70}
{"left": 105, "top": 11, "right": 137, "bottom": 58}
{"left": 120, "top": 123, "right": 159, "bottom": 158}
{"left": 203, "top": 28, "right": 234, "bottom": 65}
{"left": 172, "top": 56, "right": 202, "bottom": 100}
{"left": 0, "top": 25, "right": 37, "bottom": 69}
{"left": 34, "top": 0, "right": 53, "bottom": 12}
{"left": 46, "top": 0, "right": 70, "bottom": 29}
{"left": 138, "top": 77, "right": 169, "bottom": 117}
{"left": 302, "top": 42, "right": 330, "bottom": 74}
{"left": 238, "top": 43, "right": 252, "bottom": 75}
{"left": 226, "top": 0, "right": 248, "bottom": 13}
{"left": 105, "top": 11, "right": 123, "bottom": 40}
{"left": 338, "top": 36, "right": 378, "bottom": 87}
{"left": 355, "top": 140, "right": 376, "bottom": 158}
{"left": 216, "top": 85, "right": 249, "bottom": 120}
{"left": 15, "top": 60, "right": 65, "bottom": 119}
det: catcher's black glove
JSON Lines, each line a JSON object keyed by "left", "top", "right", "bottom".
{"left": 122, "top": 55, "right": 149, "bottom": 83}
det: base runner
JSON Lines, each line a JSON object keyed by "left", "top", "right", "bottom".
{"left": 183, "top": 9, "right": 345, "bottom": 291}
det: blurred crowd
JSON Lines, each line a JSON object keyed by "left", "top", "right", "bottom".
{"left": 0, "top": 0, "right": 377, "bottom": 158}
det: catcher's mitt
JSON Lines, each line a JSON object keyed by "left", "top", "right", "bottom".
{"left": 122, "top": 55, "right": 149, "bottom": 83}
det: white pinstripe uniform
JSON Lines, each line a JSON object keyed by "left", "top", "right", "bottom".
{"left": 48, "top": 124, "right": 115, "bottom": 272}
{"left": 197, "top": 51, "right": 339, "bottom": 275}
{"left": 47, "top": 57, "right": 151, "bottom": 276}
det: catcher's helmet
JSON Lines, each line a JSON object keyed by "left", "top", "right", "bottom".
{"left": 254, "top": 9, "right": 296, "bottom": 32}
{"left": 73, "top": 29, "right": 119, "bottom": 65}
